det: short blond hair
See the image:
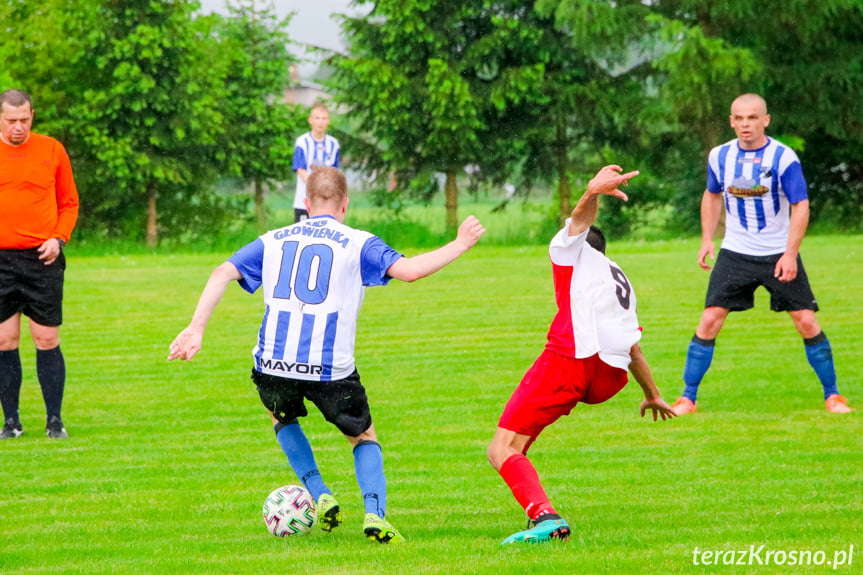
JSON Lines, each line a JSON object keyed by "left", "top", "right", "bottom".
{"left": 310, "top": 102, "right": 329, "bottom": 115}
{"left": 306, "top": 166, "right": 347, "bottom": 207}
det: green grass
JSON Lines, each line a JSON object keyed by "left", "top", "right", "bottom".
{"left": 1, "top": 236, "right": 861, "bottom": 574}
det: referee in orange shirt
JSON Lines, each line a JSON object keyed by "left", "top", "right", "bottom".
{"left": 0, "top": 89, "right": 79, "bottom": 440}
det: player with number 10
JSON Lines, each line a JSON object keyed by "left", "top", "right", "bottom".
{"left": 169, "top": 166, "right": 484, "bottom": 543}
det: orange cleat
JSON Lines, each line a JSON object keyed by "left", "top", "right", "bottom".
{"left": 671, "top": 396, "right": 697, "bottom": 416}
{"left": 825, "top": 394, "right": 852, "bottom": 413}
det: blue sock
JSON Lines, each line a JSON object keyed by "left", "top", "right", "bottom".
{"left": 354, "top": 441, "right": 386, "bottom": 518}
{"left": 804, "top": 332, "right": 838, "bottom": 400}
{"left": 682, "top": 335, "right": 715, "bottom": 402}
{"left": 275, "top": 423, "right": 330, "bottom": 501}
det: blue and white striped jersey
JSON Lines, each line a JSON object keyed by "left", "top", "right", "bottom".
{"left": 229, "top": 216, "right": 402, "bottom": 382}
{"left": 292, "top": 133, "right": 340, "bottom": 210}
{"left": 706, "top": 137, "right": 808, "bottom": 256}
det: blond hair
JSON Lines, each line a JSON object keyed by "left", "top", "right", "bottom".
{"left": 310, "top": 102, "right": 330, "bottom": 115}
{"left": 306, "top": 166, "right": 347, "bottom": 207}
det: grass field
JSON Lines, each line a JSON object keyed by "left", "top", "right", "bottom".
{"left": 1, "top": 235, "right": 861, "bottom": 574}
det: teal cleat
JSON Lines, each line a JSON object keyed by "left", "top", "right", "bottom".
{"left": 316, "top": 493, "right": 343, "bottom": 532}
{"left": 500, "top": 517, "right": 571, "bottom": 545}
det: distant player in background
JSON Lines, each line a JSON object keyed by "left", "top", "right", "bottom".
{"left": 169, "top": 166, "right": 485, "bottom": 543}
{"left": 292, "top": 103, "right": 340, "bottom": 223}
{"left": 487, "top": 165, "right": 676, "bottom": 546}
{"left": 0, "top": 89, "right": 79, "bottom": 440}
{"left": 672, "top": 93, "right": 851, "bottom": 415}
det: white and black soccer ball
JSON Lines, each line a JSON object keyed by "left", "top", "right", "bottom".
{"left": 262, "top": 485, "right": 317, "bottom": 537}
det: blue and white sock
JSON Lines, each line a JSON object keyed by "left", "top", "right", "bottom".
{"left": 275, "top": 423, "right": 329, "bottom": 501}
{"left": 682, "top": 335, "right": 715, "bottom": 402}
{"left": 354, "top": 441, "right": 386, "bottom": 518}
{"left": 804, "top": 332, "right": 838, "bottom": 400}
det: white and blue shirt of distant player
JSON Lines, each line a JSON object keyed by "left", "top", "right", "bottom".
{"left": 706, "top": 137, "right": 808, "bottom": 256}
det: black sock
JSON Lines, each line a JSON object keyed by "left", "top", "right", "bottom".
{"left": 37, "top": 346, "right": 65, "bottom": 422}
{"left": 0, "top": 349, "right": 23, "bottom": 423}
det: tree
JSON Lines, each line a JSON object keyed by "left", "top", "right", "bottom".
{"left": 542, "top": 0, "right": 863, "bottom": 228}
{"left": 62, "top": 0, "right": 229, "bottom": 247}
{"left": 331, "top": 0, "right": 545, "bottom": 233}
{"left": 219, "top": 0, "right": 306, "bottom": 232}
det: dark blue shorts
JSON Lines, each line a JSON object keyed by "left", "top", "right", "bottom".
{"left": 705, "top": 249, "right": 818, "bottom": 312}
{"left": 0, "top": 248, "right": 66, "bottom": 326}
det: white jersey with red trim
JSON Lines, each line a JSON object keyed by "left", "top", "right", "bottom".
{"left": 545, "top": 222, "right": 641, "bottom": 370}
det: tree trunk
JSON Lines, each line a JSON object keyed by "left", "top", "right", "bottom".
{"left": 445, "top": 166, "right": 458, "bottom": 234}
{"left": 146, "top": 182, "right": 158, "bottom": 249}
{"left": 254, "top": 178, "right": 266, "bottom": 233}
{"left": 556, "top": 116, "right": 571, "bottom": 226}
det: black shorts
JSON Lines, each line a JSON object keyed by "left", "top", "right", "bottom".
{"left": 251, "top": 368, "right": 372, "bottom": 437}
{"left": 294, "top": 209, "right": 309, "bottom": 223}
{"left": 705, "top": 249, "right": 818, "bottom": 312}
{"left": 0, "top": 248, "right": 66, "bottom": 325}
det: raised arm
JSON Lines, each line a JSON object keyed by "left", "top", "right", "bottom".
{"left": 385, "top": 215, "right": 485, "bottom": 282}
{"left": 568, "top": 165, "right": 639, "bottom": 236}
{"left": 629, "top": 343, "right": 676, "bottom": 421}
{"left": 168, "top": 262, "right": 243, "bottom": 361}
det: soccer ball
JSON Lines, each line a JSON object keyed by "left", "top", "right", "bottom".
{"left": 262, "top": 485, "right": 317, "bottom": 537}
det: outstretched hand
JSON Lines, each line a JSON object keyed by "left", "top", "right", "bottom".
{"left": 168, "top": 327, "right": 203, "bottom": 362}
{"left": 640, "top": 397, "right": 677, "bottom": 421}
{"left": 586, "top": 165, "right": 640, "bottom": 201}
{"left": 455, "top": 215, "right": 486, "bottom": 250}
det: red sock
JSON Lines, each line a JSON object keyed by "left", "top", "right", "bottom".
{"left": 499, "top": 453, "right": 556, "bottom": 520}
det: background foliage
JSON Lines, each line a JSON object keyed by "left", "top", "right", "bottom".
{"left": 1, "top": 0, "right": 861, "bottom": 245}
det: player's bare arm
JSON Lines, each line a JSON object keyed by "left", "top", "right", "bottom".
{"left": 568, "top": 165, "right": 638, "bottom": 236}
{"left": 297, "top": 168, "right": 309, "bottom": 183}
{"left": 775, "top": 200, "right": 810, "bottom": 282}
{"left": 628, "top": 343, "right": 676, "bottom": 421}
{"left": 385, "top": 215, "right": 485, "bottom": 282}
{"left": 168, "top": 262, "right": 243, "bottom": 362}
{"left": 698, "top": 190, "right": 723, "bottom": 271}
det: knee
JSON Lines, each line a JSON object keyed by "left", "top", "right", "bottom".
{"left": 32, "top": 333, "right": 60, "bottom": 350}
{"left": 697, "top": 308, "right": 727, "bottom": 338}
{"left": 0, "top": 334, "right": 19, "bottom": 350}
{"left": 792, "top": 312, "right": 821, "bottom": 339}
{"left": 487, "top": 441, "right": 510, "bottom": 471}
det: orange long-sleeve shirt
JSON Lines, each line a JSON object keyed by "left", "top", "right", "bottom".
{"left": 0, "top": 132, "right": 79, "bottom": 249}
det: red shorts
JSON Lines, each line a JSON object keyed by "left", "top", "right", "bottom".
{"left": 498, "top": 349, "right": 628, "bottom": 442}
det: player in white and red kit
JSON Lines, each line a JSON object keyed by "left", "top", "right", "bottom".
{"left": 169, "top": 167, "right": 485, "bottom": 544}
{"left": 487, "top": 165, "right": 676, "bottom": 545}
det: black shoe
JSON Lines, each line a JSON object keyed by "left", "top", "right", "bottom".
{"left": 0, "top": 418, "right": 23, "bottom": 439}
{"left": 46, "top": 416, "right": 68, "bottom": 439}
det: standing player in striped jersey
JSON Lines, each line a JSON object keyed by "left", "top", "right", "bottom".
{"left": 672, "top": 93, "right": 851, "bottom": 415}
{"left": 292, "top": 103, "right": 340, "bottom": 223}
{"left": 169, "top": 166, "right": 485, "bottom": 543}
{"left": 487, "top": 165, "right": 676, "bottom": 546}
